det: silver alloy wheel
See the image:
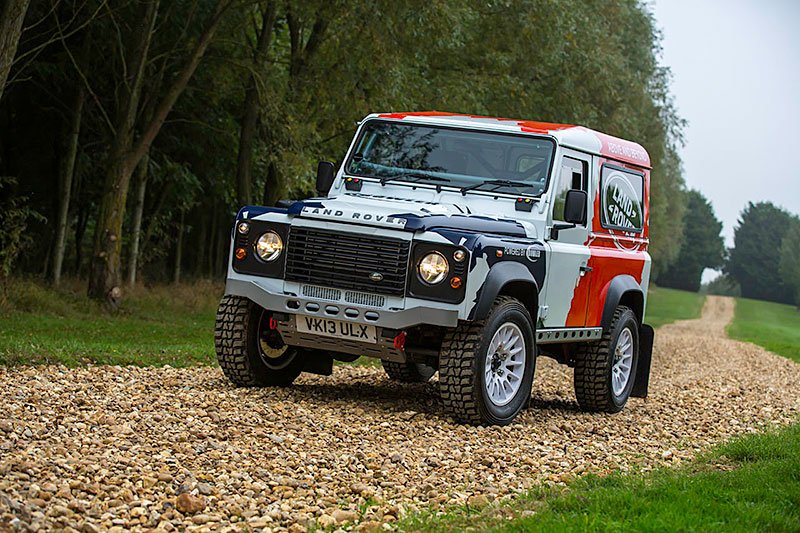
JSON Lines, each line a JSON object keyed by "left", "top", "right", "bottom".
{"left": 484, "top": 322, "right": 526, "bottom": 407}
{"left": 611, "top": 327, "right": 634, "bottom": 396}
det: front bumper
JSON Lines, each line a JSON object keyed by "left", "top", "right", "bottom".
{"left": 225, "top": 276, "right": 460, "bottom": 330}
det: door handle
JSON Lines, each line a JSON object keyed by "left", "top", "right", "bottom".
{"left": 579, "top": 266, "right": 593, "bottom": 273}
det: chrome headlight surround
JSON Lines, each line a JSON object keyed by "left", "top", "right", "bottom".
{"left": 255, "top": 231, "right": 284, "bottom": 262}
{"left": 417, "top": 251, "right": 449, "bottom": 285}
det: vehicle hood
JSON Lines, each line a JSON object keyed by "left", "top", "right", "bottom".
{"left": 240, "top": 193, "right": 536, "bottom": 239}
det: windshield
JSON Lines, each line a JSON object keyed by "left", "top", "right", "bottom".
{"left": 345, "top": 120, "right": 556, "bottom": 196}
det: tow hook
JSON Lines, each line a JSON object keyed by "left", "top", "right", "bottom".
{"left": 393, "top": 331, "right": 407, "bottom": 351}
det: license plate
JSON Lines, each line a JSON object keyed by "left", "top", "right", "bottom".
{"left": 296, "top": 316, "right": 377, "bottom": 343}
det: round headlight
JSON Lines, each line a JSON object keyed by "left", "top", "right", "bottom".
{"left": 255, "top": 231, "right": 283, "bottom": 262}
{"left": 418, "top": 252, "right": 449, "bottom": 285}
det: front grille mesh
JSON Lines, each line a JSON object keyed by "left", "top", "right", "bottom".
{"left": 301, "top": 285, "right": 342, "bottom": 301}
{"left": 344, "top": 291, "right": 386, "bottom": 308}
{"left": 286, "top": 228, "right": 409, "bottom": 296}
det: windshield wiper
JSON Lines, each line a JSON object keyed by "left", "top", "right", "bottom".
{"left": 460, "top": 179, "right": 531, "bottom": 196}
{"left": 379, "top": 172, "right": 451, "bottom": 187}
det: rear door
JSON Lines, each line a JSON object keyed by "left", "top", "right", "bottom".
{"left": 541, "top": 150, "right": 592, "bottom": 327}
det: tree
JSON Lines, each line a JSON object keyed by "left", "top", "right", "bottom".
{"left": 728, "top": 202, "right": 798, "bottom": 304}
{"left": 657, "top": 190, "right": 724, "bottom": 291}
{"left": 88, "top": 0, "right": 232, "bottom": 305}
{"left": 779, "top": 221, "right": 800, "bottom": 307}
{"left": 0, "top": 0, "right": 31, "bottom": 103}
{"left": 234, "top": 0, "right": 277, "bottom": 207}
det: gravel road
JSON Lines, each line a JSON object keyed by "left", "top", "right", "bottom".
{"left": 2, "top": 296, "right": 799, "bottom": 531}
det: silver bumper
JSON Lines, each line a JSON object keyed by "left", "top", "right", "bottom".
{"left": 224, "top": 277, "right": 460, "bottom": 329}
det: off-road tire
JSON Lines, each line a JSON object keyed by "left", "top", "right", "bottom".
{"left": 381, "top": 360, "right": 436, "bottom": 383}
{"left": 439, "top": 296, "right": 536, "bottom": 425}
{"left": 573, "top": 305, "right": 639, "bottom": 413}
{"left": 214, "top": 295, "right": 304, "bottom": 387}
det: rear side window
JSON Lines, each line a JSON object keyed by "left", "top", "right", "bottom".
{"left": 600, "top": 164, "right": 644, "bottom": 232}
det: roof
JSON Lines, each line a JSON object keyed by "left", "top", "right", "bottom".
{"left": 369, "top": 111, "right": 651, "bottom": 169}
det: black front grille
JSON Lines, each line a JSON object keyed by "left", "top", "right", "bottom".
{"left": 285, "top": 228, "right": 410, "bottom": 296}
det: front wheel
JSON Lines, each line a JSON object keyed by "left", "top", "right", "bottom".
{"left": 439, "top": 296, "right": 536, "bottom": 425}
{"left": 214, "top": 295, "right": 305, "bottom": 386}
{"left": 573, "top": 305, "right": 639, "bottom": 413}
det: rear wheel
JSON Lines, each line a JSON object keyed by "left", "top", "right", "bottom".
{"left": 573, "top": 305, "right": 639, "bottom": 413}
{"left": 381, "top": 360, "right": 436, "bottom": 383}
{"left": 439, "top": 296, "right": 535, "bottom": 425}
{"left": 214, "top": 295, "right": 305, "bottom": 386}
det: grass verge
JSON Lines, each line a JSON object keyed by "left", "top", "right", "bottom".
{"left": 0, "top": 278, "right": 220, "bottom": 366}
{"left": 728, "top": 297, "right": 800, "bottom": 363}
{"left": 646, "top": 286, "right": 705, "bottom": 328}
{"left": 399, "top": 423, "right": 800, "bottom": 532}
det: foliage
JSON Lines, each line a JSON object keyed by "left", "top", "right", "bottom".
{"left": 645, "top": 286, "right": 705, "bottom": 328}
{"left": 778, "top": 221, "right": 800, "bottom": 306}
{"left": 727, "top": 202, "right": 799, "bottom": 304}
{"left": 0, "top": 0, "right": 686, "bottom": 285}
{"left": 0, "top": 177, "right": 44, "bottom": 282}
{"left": 703, "top": 274, "right": 742, "bottom": 297}
{"left": 657, "top": 190, "right": 724, "bottom": 292}
{"left": 728, "top": 297, "right": 800, "bottom": 363}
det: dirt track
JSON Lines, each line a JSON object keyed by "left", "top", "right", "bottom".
{"left": 2, "top": 296, "right": 799, "bottom": 531}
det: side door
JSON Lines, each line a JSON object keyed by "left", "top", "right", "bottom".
{"left": 541, "top": 150, "right": 592, "bottom": 327}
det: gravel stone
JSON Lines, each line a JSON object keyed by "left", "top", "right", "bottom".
{"left": 1, "top": 297, "right": 798, "bottom": 530}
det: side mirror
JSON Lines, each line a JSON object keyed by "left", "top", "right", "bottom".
{"left": 563, "top": 189, "right": 587, "bottom": 225}
{"left": 316, "top": 161, "right": 336, "bottom": 196}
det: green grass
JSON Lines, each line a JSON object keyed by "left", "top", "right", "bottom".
{"left": 728, "top": 297, "right": 800, "bottom": 363}
{"left": 0, "top": 279, "right": 219, "bottom": 366}
{"left": 646, "top": 286, "right": 706, "bottom": 328}
{"left": 399, "top": 423, "right": 800, "bottom": 532}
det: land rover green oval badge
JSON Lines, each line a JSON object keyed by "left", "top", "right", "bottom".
{"left": 602, "top": 170, "right": 643, "bottom": 231}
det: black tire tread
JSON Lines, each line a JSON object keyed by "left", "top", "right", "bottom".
{"left": 573, "top": 305, "right": 632, "bottom": 413}
{"left": 214, "top": 294, "right": 263, "bottom": 386}
{"left": 381, "top": 360, "right": 434, "bottom": 383}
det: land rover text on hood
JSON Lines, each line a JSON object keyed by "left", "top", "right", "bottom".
{"left": 214, "top": 112, "right": 655, "bottom": 426}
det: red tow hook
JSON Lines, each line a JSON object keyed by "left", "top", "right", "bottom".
{"left": 269, "top": 317, "right": 278, "bottom": 330}
{"left": 393, "top": 331, "right": 407, "bottom": 351}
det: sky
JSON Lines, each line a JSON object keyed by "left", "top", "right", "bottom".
{"left": 651, "top": 0, "right": 800, "bottom": 255}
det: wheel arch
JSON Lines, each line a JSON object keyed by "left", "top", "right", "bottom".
{"left": 470, "top": 262, "right": 539, "bottom": 323}
{"left": 601, "top": 275, "right": 644, "bottom": 330}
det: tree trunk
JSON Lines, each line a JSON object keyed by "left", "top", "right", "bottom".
{"left": 0, "top": 0, "right": 30, "bottom": 103}
{"left": 88, "top": 0, "right": 229, "bottom": 304}
{"left": 173, "top": 211, "right": 184, "bottom": 284}
{"left": 235, "top": 1, "right": 277, "bottom": 207}
{"left": 52, "top": 84, "right": 85, "bottom": 286}
{"left": 126, "top": 154, "right": 149, "bottom": 287}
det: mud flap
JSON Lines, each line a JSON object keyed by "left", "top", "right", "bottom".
{"left": 631, "top": 324, "right": 654, "bottom": 398}
{"left": 302, "top": 350, "right": 334, "bottom": 376}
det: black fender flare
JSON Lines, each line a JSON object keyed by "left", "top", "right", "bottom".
{"left": 469, "top": 261, "right": 539, "bottom": 321}
{"left": 600, "top": 274, "right": 645, "bottom": 330}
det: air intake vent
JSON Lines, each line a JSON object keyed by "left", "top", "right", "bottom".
{"left": 344, "top": 291, "right": 386, "bottom": 308}
{"left": 301, "top": 285, "right": 342, "bottom": 301}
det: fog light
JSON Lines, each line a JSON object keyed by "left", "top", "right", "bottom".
{"left": 235, "top": 247, "right": 247, "bottom": 260}
{"left": 453, "top": 249, "right": 466, "bottom": 262}
{"left": 450, "top": 276, "right": 462, "bottom": 289}
{"left": 237, "top": 221, "right": 250, "bottom": 234}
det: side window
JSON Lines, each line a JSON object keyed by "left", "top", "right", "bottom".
{"left": 553, "top": 156, "right": 588, "bottom": 223}
{"left": 600, "top": 164, "right": 644, "bottom": 232}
